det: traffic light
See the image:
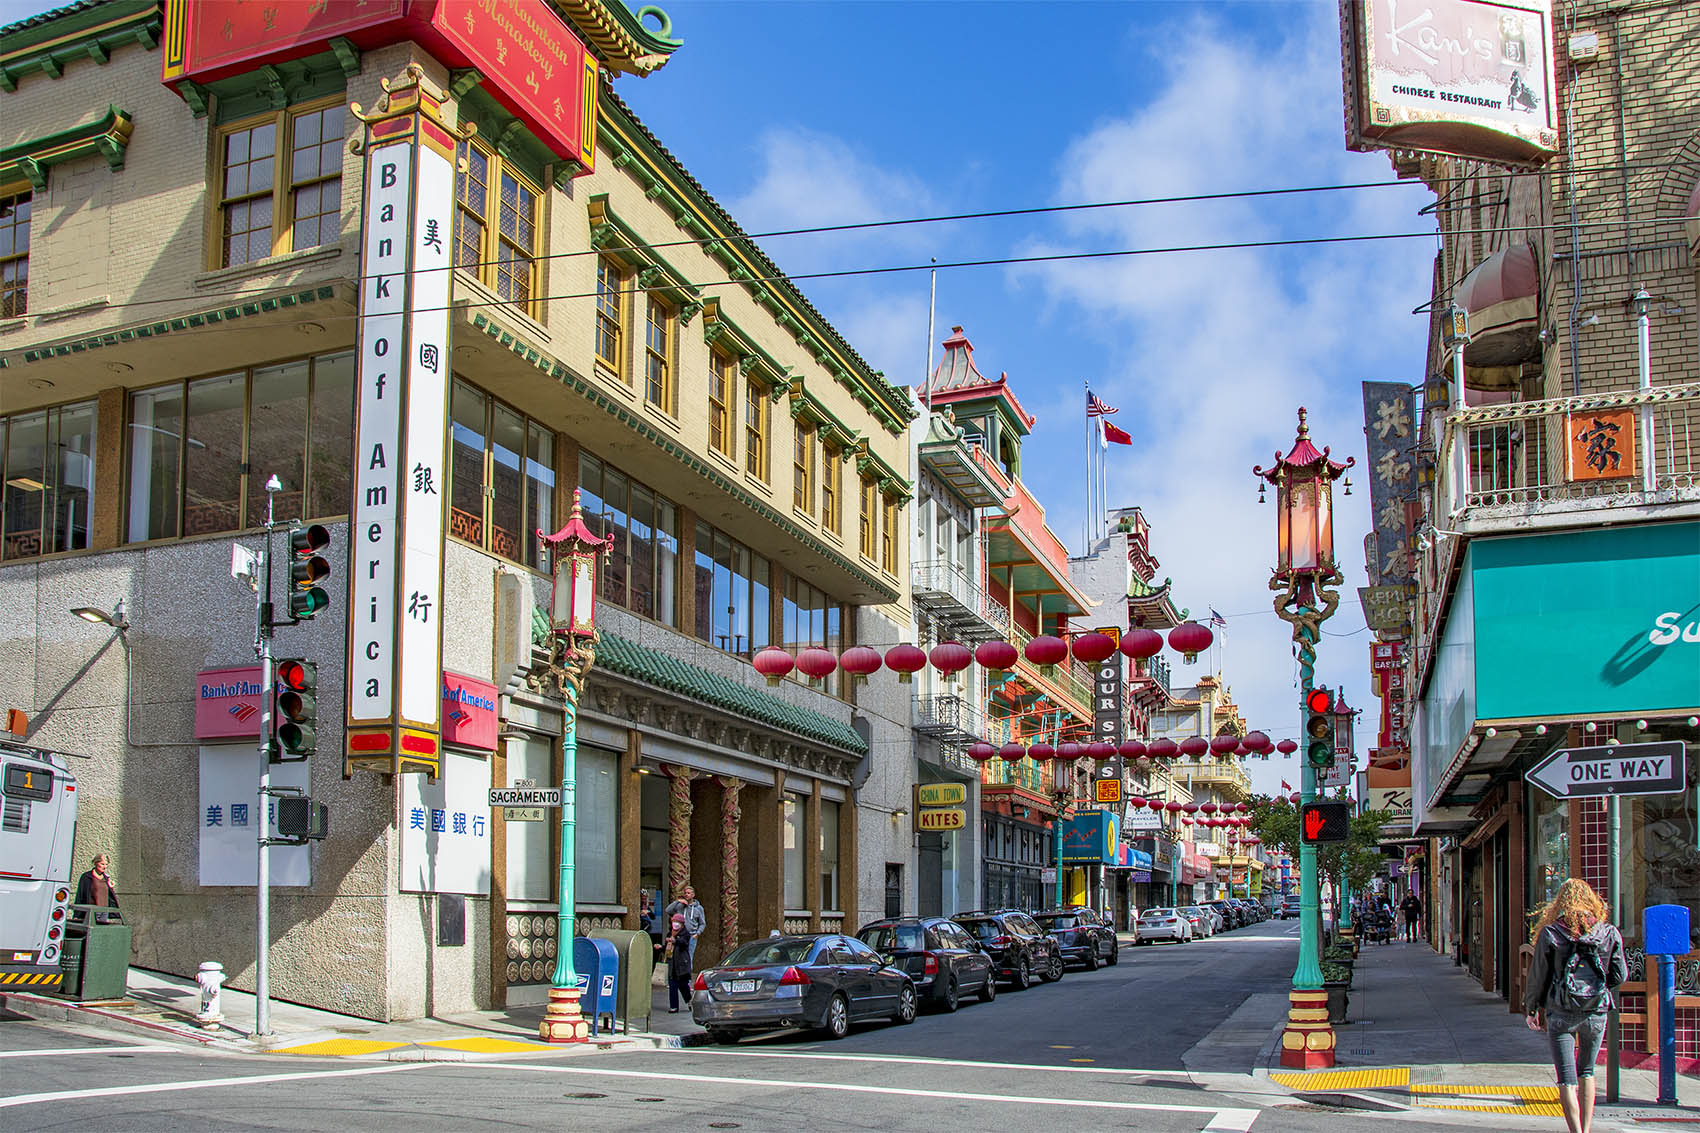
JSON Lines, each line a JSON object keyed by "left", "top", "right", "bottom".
{"left": 287, "top": 523, "right": 332, "bottom": 619}
{"left": 273, "top": 659, "right": 317, "bottom": 761}
{"left": 277, "top": 796, "right": 329, "bottom": 841}
{"left": 1300, "top": 800, "right": 1350, "bottom": 843}
{"left": 1304, "top": 686, "right": 1335, "bottom": 768}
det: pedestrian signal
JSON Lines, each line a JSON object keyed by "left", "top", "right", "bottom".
{"left": 288, "top": 524, "right": 332, "bottom": 619}
{"left": 273, "top": 659, "right": 317, "bottom": 761}
{"left": 1300, "top": 801, "right": 1350, "bottom": 843}
{"left": 1304, "top": 687, "right": 1335, "bottom": 769}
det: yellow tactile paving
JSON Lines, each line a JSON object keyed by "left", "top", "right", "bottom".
{"left": 420, "top": 1037, "right": 553, "bottom": 1053}
{"left": 1411, "top": 1083, "right": 1559, "bottom": 1101}
{"left": 1269, "top": 1067, "right": 1411, "bottom": 1090}
{"left": 268, "top": 1038, "right": 408, "bottom": 1057}
{"left": 1419, "top": 1101, "right": 1564, "bottom": 1117}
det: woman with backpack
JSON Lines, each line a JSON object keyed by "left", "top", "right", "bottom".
{"left": 1523, "top": 878, "right": 1627, "bottom": 1133}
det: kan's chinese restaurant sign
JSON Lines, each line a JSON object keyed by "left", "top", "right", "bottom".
{"left": 161, "top": 0, "right": 598, "bottom": 171}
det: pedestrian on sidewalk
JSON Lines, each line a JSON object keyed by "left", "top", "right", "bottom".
{"left": 666, "top": 885, "right": 707, "bottom": 966}
{"left": 75, "top": 853, "right": 120, "bottom": 924}
{"left": 1399, "top": 891, "right": 1422, "bottom": 942}
{"left": 664, "top": 914, "right": 693, "bottom": 1014}
{"left": 1523, "top": 878, "right": 1626, "bottom": 1133}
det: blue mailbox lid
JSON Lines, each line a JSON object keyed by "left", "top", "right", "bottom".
{"left": 1643, "top": 904, "right": 1692, "bottom": 956}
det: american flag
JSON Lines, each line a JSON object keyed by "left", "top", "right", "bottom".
{"left": 1086, "top": 390, "right": 1117, "bottom": 417}
{"left": 1209, "top": 608, "right": 1227, "bottom": 628}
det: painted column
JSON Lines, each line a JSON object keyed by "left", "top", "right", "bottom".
{"left": 667, "top": 766, "right": 696, "bottom": 897}
{"left": 719, "top": 778, "right": 742, "bottom": 955}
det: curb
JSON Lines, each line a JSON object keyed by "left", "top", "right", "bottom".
{"left": 1, "top": 991, "right": 222, "bottom": 1048}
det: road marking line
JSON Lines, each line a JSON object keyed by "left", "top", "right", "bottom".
{"left": 0, "top": 1062, "right": 424, "bottom": 1109}
{"left": 0, "top": 1045, "right": 175, "bottom": 1059}
{"left": 688, "top": 1049, "right": 1179, "bottom": 1077}
{"left": 473, "top": 1062, "right": 1258, "bottom": 1128}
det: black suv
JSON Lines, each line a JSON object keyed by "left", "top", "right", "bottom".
{"left": 856, "top": 916, "right": 997, "bottom": 1012}
{"left": 1032, "top": 907, "right": 1119, "bottom": 970}
{"left": 953, "top": 910, "right": 1064, "bottom": 988}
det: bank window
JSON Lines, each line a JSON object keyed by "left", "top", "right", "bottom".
{"left": 745, "top": 377, "right": 768, "bottom": 481}
{"left": 881, "top": 496, "right": 898, "bottom": 572}
{"left": 448, "top": 377, "right": 556, "bottom": 570}
{"left": 575, "top": 746, "right": 620, "bottom": 904}
{"left": 644, "top": 295, "right": 673, "bottom": 412}
{"left": 693, "top": 520, "right": 770, "bottom": 657}
{"left": 454, "top": 142, "right": 540, "bottom": 315}
{"left": 0, "top": 193, "right": 28, "bottom": 318}
{"left": 782, "top": 792, "right": 806, "bottom": 910}
{"left": 859, "top": 476, "right": 878, "bottom": 560}
{"left": 595, "top": 257, "right": 624, "bottom": 376}
{"left": 708, "top": 351, "right": 735, "bottom": 458}
{"left": 820, "top": 446, "right": 840, "bottom": 535}
{"left": 217, "top": 101, "right": 344, "bottom": 268}
{"left": 126, "top": 352, "right": 354, "bottom": 542}
{"left": 820, "top": 800, "right": 840, "bottom": 911}
{"left": 579, "top": 452, "right": 679, "bottom": 625}
{"left": 792, "top": 422, "right": 814, "bottom": 515}
{"left": 783, "top": 575, "right": 843, "bottom": 696}
{"left": 2, "top": 400, "right": 96, "bottom": 561}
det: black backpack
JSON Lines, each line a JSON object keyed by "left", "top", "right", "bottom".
{"left": 1550, "top": 933, "right": 1610, "bottom": 1014}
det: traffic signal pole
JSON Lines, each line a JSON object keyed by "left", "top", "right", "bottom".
{"left": 254, "top": 479, "right": 279, "bottom": 1038}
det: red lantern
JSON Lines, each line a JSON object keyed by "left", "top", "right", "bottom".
{"left": 1276, "top": 739, "right": 1298, "bottom": 756}
{"left": 929, "top": 641, "right": 972, "bottom": 682}
{"left": 1233, "top": 742, "right": 1251, "bottom": 757}
{"left": 1118, "top": 739, "right": 1147, "bottom": 759}
{"left": 1164, "top": 801, "right": 1182, "bottom": 814}
{"left": 1070, "top": 632, "right": 1116, "bottom": 664}
{"left": 975, "top": 640, "right": 1019, "bottom": 671}
{"left": 1244, "top": 730, "right": 1271, "bottom": 754}
{"left": 1181, "top": 815, "right": 1194, "bottom": 825}
{"left": 752, "top": 646, "right": 794, "bottom": 687}
{"left": 885, "top": 643, "right": 927, "bottom": 683}
{"left": 1179, "top": 736, "right": 1209, "bottom": 760}
{"left": 796, "top": 647, "right": 838, "bottom": 683}
{"left": 1168, "top": 621, "right": 1214, "bottom": 663}
{"left": 839, "top": 645, "right": 882, "bottom": 683}
{"left": 1182, "top": 802, "right": 1199, "bottom": 814}
{"left": 1210, "top": 736, "right": 1238, "bottom": 756}
{"left": 966, "top": 742, "right": 996, "bottom": 763}
{"left": 1087, "top": 741, "right": 1116, "bottom": 761}
{"left": 1119, "top": 627, "right": 1164, "bottom": 660}
{"left": 1289, "top": 792, "right": 1302, "bottom": 805}
{"left": 1028, "top": 742, "right": 1056, "bottom": 763}
{"left": 1000, "top": 742, "right": 1027, "bottom": 763}
{"left": 1149, "top": 738, "right": 1178, "bottom": 760}
{"left": 1024, "top": 634, "right": 1068, "bottom": 668}
{"left": 1129, "top": 796, "right": 1147, "bottom": 809}
{"left": 1200, "top": 801, "right": 1218, "bottom": 815}
{"left": 1056, "top": 741, "right": 1084, "bottom": 763}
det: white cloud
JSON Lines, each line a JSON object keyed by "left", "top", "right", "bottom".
{"left": 1008, "top": 7, "right": 1431, "bottom": 795}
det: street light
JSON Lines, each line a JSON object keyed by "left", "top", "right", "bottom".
{"left": 534, "top": 489, "right": 612, "bottom": 1044}
{"left": 1255, "top": 407, "right": 1352, "bottom": 1070}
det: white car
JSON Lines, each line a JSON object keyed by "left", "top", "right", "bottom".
{"left": 1137, "top": 907, "right": 1194, "bottom": 945}
{"left": 1180, "top": 906, "right": 1215, "bottom": 938}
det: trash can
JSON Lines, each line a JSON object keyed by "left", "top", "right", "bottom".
{"left": 571, "top": 937, "right": 619, "bottom": 1037}
{"left": 588, "top": 928, "right": 655, "bottom": 1033}
{"left": 60, "top": 907, "right": 130, "bottom": 1001}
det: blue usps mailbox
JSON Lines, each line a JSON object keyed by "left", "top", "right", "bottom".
{"left": 572, "top": 937, "right": 620, "bottom": 1037}
{"left": 1643, "top": 904, "right": 1690, "bottom": 1107}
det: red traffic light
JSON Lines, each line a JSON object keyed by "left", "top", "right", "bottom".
{"left": 1300, "top": 801, "right": 1350, "bottom": 843}
{"left": 278, "top": 659, "right": 312, "bottom": 691}
{"left": 1305, "top": 687, "right": 1333, "bottom": 715}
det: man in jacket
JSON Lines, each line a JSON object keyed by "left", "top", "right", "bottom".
{"left": 1399, "top": 892, "right": 1423, "bottom": 943}
{"left": 666, "top": 885, "right": 707, "bottom": 965}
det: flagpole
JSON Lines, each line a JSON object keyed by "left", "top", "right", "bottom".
{"left": 1084, "top": 383, "right": 1093, "bottom": 551}
{"left": 924, "top": 260, "right": 937, "bottom": 409}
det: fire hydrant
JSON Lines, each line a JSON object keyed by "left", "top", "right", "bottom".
{"left": 195, "top": 962, "right": 225, "bottom": 1028}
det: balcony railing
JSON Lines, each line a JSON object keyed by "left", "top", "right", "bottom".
{"left": 1435, "top": 382, "right": 1700, "bottom": 523}
{"left": 912, "top": 559, "right": 1011, "bottom": 642}
{"left": 1187, "top": 759, "right": 1252, "bottom": 790}
{"left": 913, "top": 693, "right": 986, "bottom": 744}
{"left": 1010, "top": 623, "right": 1094, "bottom": 713}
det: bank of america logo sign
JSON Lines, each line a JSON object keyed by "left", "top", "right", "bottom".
{"left": 448, "top": 708, "right": 470, "bottom": 725}
{"left": 228, "top": 704, "right": 258, "bottom": 722}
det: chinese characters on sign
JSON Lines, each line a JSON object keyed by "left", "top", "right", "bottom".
{"left": 1565, "top": 408, "right": 1637, "bottom": 482}
{"left": 400, "top": 750, "right": 492, "bottom": 895}
{"left": 198, "top": 746, "right": 309, "bottom": 887}
{"left": 1361, "top": 382, "right": 1419, "bottom": 596}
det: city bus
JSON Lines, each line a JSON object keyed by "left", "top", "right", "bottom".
{"left": 0, "top": 741, "right": 78, "bottom": 990}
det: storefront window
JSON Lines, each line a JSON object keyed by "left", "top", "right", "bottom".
{"left": 783, "top": 791, "right": 805, "bottom": 910}
{"left": 580, "top": 453, "right": 678, "bottom": 624}
{"left": 449, "top": 377, "right": 556, "bottom": 570}
{"left": 693, "top": 521, "right": 770, "bottom": 657}
{"left": 505, "top": 737, "right": 554, "bottom": 902}
{"left": 1527, "top": 785, "right": 1569, "bottom": 920}
{"left": 575, "top": 746, "right": 619, "bottom": 904}
{"left": 1623, "top": 747, "right": 1699, "bottom": 950}
{"left": 820, "top": 800, "right": 840, "bottom": 911}
{"left": 1, "top": 400, "right": 96, "bottom": 560}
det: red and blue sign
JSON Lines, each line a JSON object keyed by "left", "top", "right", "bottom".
{"left": 195, "top": 665, "right": 265, "bottom": 741}
{"left": 441, "top": 672, "right": 498, "bottom": 753}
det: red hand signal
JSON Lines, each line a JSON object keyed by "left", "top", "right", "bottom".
{"left": 1304, "top": 810, "right": 1326, "bottom": 840}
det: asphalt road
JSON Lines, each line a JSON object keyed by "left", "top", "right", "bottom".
{"left": 0, "top": 922, "right": 1543, "bottom": 1132}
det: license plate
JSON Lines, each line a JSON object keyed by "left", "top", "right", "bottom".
{"left": 728, "top": 979, "right": 757, "bottom": 993}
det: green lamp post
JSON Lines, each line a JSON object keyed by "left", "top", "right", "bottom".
{"left": 535, "top": 490, "right": 611, "bottom": 1044}
{"left": 1256, "top": 407, "right": 1353, "bottom": 1070}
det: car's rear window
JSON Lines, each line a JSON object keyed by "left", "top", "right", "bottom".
{"left": 957, "top": 919, "right": 1000, "bottom": 941}
{"left": 860, "top": 924, "right": 925, "bottom": 952}
{"left": 1034, "top": 914, "right": 1077, "bottom": 929}
{"left": 1146, "top": 908, "right": 1174, "bottom": 917}
{"left": 723, "top": 939, "right": 816, "bottom": 966}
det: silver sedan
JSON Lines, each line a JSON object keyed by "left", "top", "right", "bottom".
{"left": 692, "top": 933, "right": 918, "bottom": 1043}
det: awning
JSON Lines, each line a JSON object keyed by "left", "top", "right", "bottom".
{"left": 1457, "top": 242, "right": 1539, "bottom": 374}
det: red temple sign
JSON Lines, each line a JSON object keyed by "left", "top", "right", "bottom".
{"left": 162, "top": 0, "right": 598, "bottom": 172}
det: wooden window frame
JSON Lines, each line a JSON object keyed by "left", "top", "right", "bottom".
{"left": 0, "top": 191, "right": 31, "bottom": 319}
{"left": 793, "top": 421, "right": 814, "bottom": 515}
{"left": 881, "top": 495, "right": 898, "bottom": 573}
{"left": 453, "top": 139, "right": 542, "bottom": 318}
{"left": 820, "top": 445, "right": 840, "bottom": 535}
{"left": 708, "top": 350, "right": 735, "bottom": 459}
{"left": 745, "top": 376, "right": 769, "bottom": 483}
{"left": 595, "top": 255, "right": 625, "bottom": 379}
{"left": 643, "top": 292, "right": 674, "bottom": 413}
{"left": 212, "top": 96, "right": 345, "bottom": 269}
{"left": 859, "top": 476, "right": 878, "bottom": 561}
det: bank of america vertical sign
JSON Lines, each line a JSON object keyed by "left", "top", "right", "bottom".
{"left": 345, "top": 68, "right": 454, "bottom": 778}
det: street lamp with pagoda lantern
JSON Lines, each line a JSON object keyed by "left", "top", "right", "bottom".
{"left": 532, "top": 489, "right": 612, "bottom": 1043}
{"left": 1255, "top": 407, "right": 1353, "bottom": 1069}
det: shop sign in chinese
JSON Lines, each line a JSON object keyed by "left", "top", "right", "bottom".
{"left": 1361, "top": 382, "right": 1419, "bottom": 590}
{"left": 400, "top": 750, "right": 492, "bottom": 895}
{"left": 1565, "top": 408, "right": 1637, "bottom": 482}
{"left": 198, "top": 746, "right": 308, "bottom": 886}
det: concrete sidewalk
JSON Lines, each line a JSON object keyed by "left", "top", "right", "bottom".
{"left": 1, "top": 965, "right": 687, "bottom": 1059}
{"left": 1266, "top": 939, "right": 1696, "bottom": 1125}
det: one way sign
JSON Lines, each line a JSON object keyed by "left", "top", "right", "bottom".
{"left": 1527, "top": 741, "right": 1687, "bottom": 800}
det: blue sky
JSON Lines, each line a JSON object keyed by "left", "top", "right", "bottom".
{"left": 5, "top": 0, "right": 1438, "bottom": 796}
{"left": 620, "top": 0, "right": 1436, "bottom": 793}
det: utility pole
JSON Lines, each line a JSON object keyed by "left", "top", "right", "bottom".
{"left": 253, "top": 477, "right": 278, "bottom": 1038}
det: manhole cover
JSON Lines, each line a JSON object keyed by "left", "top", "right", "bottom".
{"left": 564, "top": 1092, "right": 607, "bottom": 1100}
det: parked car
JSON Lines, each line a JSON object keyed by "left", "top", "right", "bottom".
{"left": 1281, "top": 894, "right": 1302, "bottom": 920}
{"left": 856, "top": 916, "right": 996, "bottom": 1012}
{"left": 1135, "top": 907, "right": 1193, "bottom": 944}
{"left": 1207, "top": 900, "right": 1242, "bottom": 929}
{"left": 1179, "top": 906, "right": 1215, "bottom": 937}
{"left": 691, "top": 934, "right": 917, "bottom": 1043}
{"left": 1031, "top": 907, "right": 1119, "bottom": 970}
{"left": 953, "top": 910, "right": 1064, "bottom": 987}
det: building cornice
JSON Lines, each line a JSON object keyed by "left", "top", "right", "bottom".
{"left": 0, "top": 1, "right": 158, "bottom": 91}
{"left": 548, "top": 0, "right": 681, "bottom": 76}
{"left": 0, "top": 103, "right": 132, "bottom": 191}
